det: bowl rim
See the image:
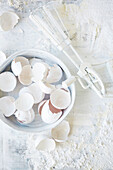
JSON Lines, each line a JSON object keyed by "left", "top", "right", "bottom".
{"left": 0, "top": 49, "right": 76, "bottom": 133}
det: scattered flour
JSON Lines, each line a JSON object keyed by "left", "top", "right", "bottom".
{"left": 24, "top": 104, "right": 113, "bottom": 170}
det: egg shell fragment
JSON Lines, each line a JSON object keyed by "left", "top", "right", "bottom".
{"left": 28, "top": 83, "right": 45, "bottom": 104}
{"left": 38, "top": 81, "right": 56, "bottom": 94}
{"left": 15, "top": 93, "right": 34, "bottom": 111}
{"left": 40, "top": 100, "right": 62, "bottom": 124}
{"left": 29, "top": 58, "right": 42, "bottom": 67}
{"left": 0, "top": 11, "right": 19, "bottom": 31}
{"left": 36, "top": 138, "right": 56, "bottom": 151}
{"left": 38, "top": 100, "right": 47, "bottom": 115}
{"left": 46, "top": 64, "right": 62, "bottom": 83}
{"left": 51, "top": 120, "right": 70, "bottom": 142}
{"left": 32, "top": 62, "right": 49, "bottom": 82}
{"left": 14, "top": 108, "right": 35, "bottom": 124}
{"left": 0, "top": 51, "right": 6, "bottom": 66}
{"left": 62, "top": 76, "right": 76, "bottom": 89}
{"left": 0, "top": 96, "right": 16, "bottom": 117}
{"left": 0, "top": 72, "right": 17, "bottom": 92}
{"left": 11, "top": 60, "right": 22, "bottom": 76}
{"left": 18, "top": 65, "right": 32, "bottom": 85}
{"left": 50, "top": 88, "right": 71, "bottom": 109}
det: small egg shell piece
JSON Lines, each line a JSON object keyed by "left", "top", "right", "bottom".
{"left": 14, "top": 108, "right": 35, "bottom": 124}
{"left": 36, "top": 138, "right": 56, "bottom": 151}
{"left": 40, "top": 100, "right": 62, "bottom": 124}
{"left": 38, "top": 81, "right": 56, "bottom": 94}
{"left": 28, "top": 83, "right": 45, "bottom": 104}
{"left": 15, "top": 93, "right": 34, "bottom": 111}
{"left": 18, "top": 65, "right": 32, "bottom": 85}
{"left": 46, "top": 64, "right": 62, "bottom": 83}
{"left": 32, "top": 62, "right": 49, "bottom": 82}
{"left": 0, "top": 51, "right": 6, "bottom": 66}
{"left": 0, "top": 11, "right": 19, "bottom": 31}
{"left": 50, "top": 88, "right": 71, "bottom": 109}
{"left": 51, "top": 120, "right": 70, "bottom": 142}
{"left": 11, "top": 56, "right": 29, "bottom": 76}
{"left": 0, "top": 72, "right": 17, "bottom": 92}
{"left": 29, "top": 58, "right": 42, "bottom": 67}
{"left": 11, "top": 60, "right": 22, "bottom": 76}
{"left": 0, "top": 96, "right": 16, "bottom": 117}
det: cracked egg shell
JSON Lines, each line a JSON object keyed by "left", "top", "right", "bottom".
{"left": 11, "top": 60, "right": 22, "bottom": 76}
{"left": 15, "top": 93, "right": 34, "bottom": 111}
{"left": 36, "top": 138, "right": 56, "bottom": 151}
{"left": 50, "top": 88, "right": 71, "bottom": 110}
{"left": 0, "top": 11, "right": 19, "bottom": 31}
{"left": 38, "top": 100, "right": 47, "bottom": 115}
{"left": 28, "top": 83, "right": 45, "bottom": 104}
{"left": 0, "top": 96, "right": 16, "bottom": 117}
{"left": 19, "top": 87, "right": 31, "bottom": 96}
{"left": 14, "top": 108, "right": 35, "bottom": 124}
{"left": 11, "top": 56, "right": 29, "bottom": 76}
{"left": 29, "top": 58, "right": 43, "bottom": 67}
{"left": 51, "top": 120, "right": 70, "bottom": 142}
{"left": 38, "top": 81, "right": 56, "bottom": 94}
{"left": 32, "top": 62, "right": 49, "bottom": 82}
{"left": 0, "top": 72, "right": 17, "bottom": 92}
{"left": 18, "top": 65, "right": 32, "bottom": 85}
{"left": 0, "top": 51, "right": 6, "bottom": 66}
{"left": 46, "top": 64, "right": 62, "bottom": 83}
{"left": 40, "top": 100, "right": 62, "bottom": 124}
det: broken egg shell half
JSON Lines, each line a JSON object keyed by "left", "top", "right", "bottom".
{"left": 40, "top": 100, "right": 62, "bottom": 124}
{"left": 0, "top": 72, "right": 17, "bottom": 92}
{"left": 0, "top": 51, "right": 6, "bottom": 66}
{"left": 15, "top": 93, "right": 34, "bottom": 112}
{"left": 11, "top": 56, "right": 29, "bottom": 76}
{"left": 0, "top": 96, "right": 16, "bottom": 117}
{"left": 46, "top": 64, "right": 62, "bottom": 83}
{"left": 28, "top": 83, "right": 45, "bottom": 104}
{"left": 18, "top": 65, "right": 32, "bottom": 85}
{"left": 29, "top": 58, "right": 43, "bottom": 67}
{"left": 0, "top": 11, "right": 19, "bottom": 31}
{"left": 35, "top": 136, "right": 56, "bottom": 151}
{"left": 14, "top": 108, "right": 35, "bottom": 124}
{"left": 50, "top": 88, "right": 71, "bottom": 109}
{"left": 38, "top": 81, "right": 56, "bottom": 94}
{"left": 32, "top": 62, "right": 49, "bottom": 82}
{"left": 51, "top": 120, "right": 70, "bottom": 142}
{"left": 11, "top": 60, "right": 22, "bottom": 76}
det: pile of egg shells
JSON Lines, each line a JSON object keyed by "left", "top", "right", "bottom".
{"left": 0, "top": 56, "right": 71, "bottom": 125}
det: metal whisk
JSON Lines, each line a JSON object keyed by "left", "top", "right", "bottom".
{"left": 29, "top": 1, "right": 105, "bottom": 98}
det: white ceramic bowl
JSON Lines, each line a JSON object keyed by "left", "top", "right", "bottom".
{"left": 0, "top": 49, "right": 75, "bottom": 132}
